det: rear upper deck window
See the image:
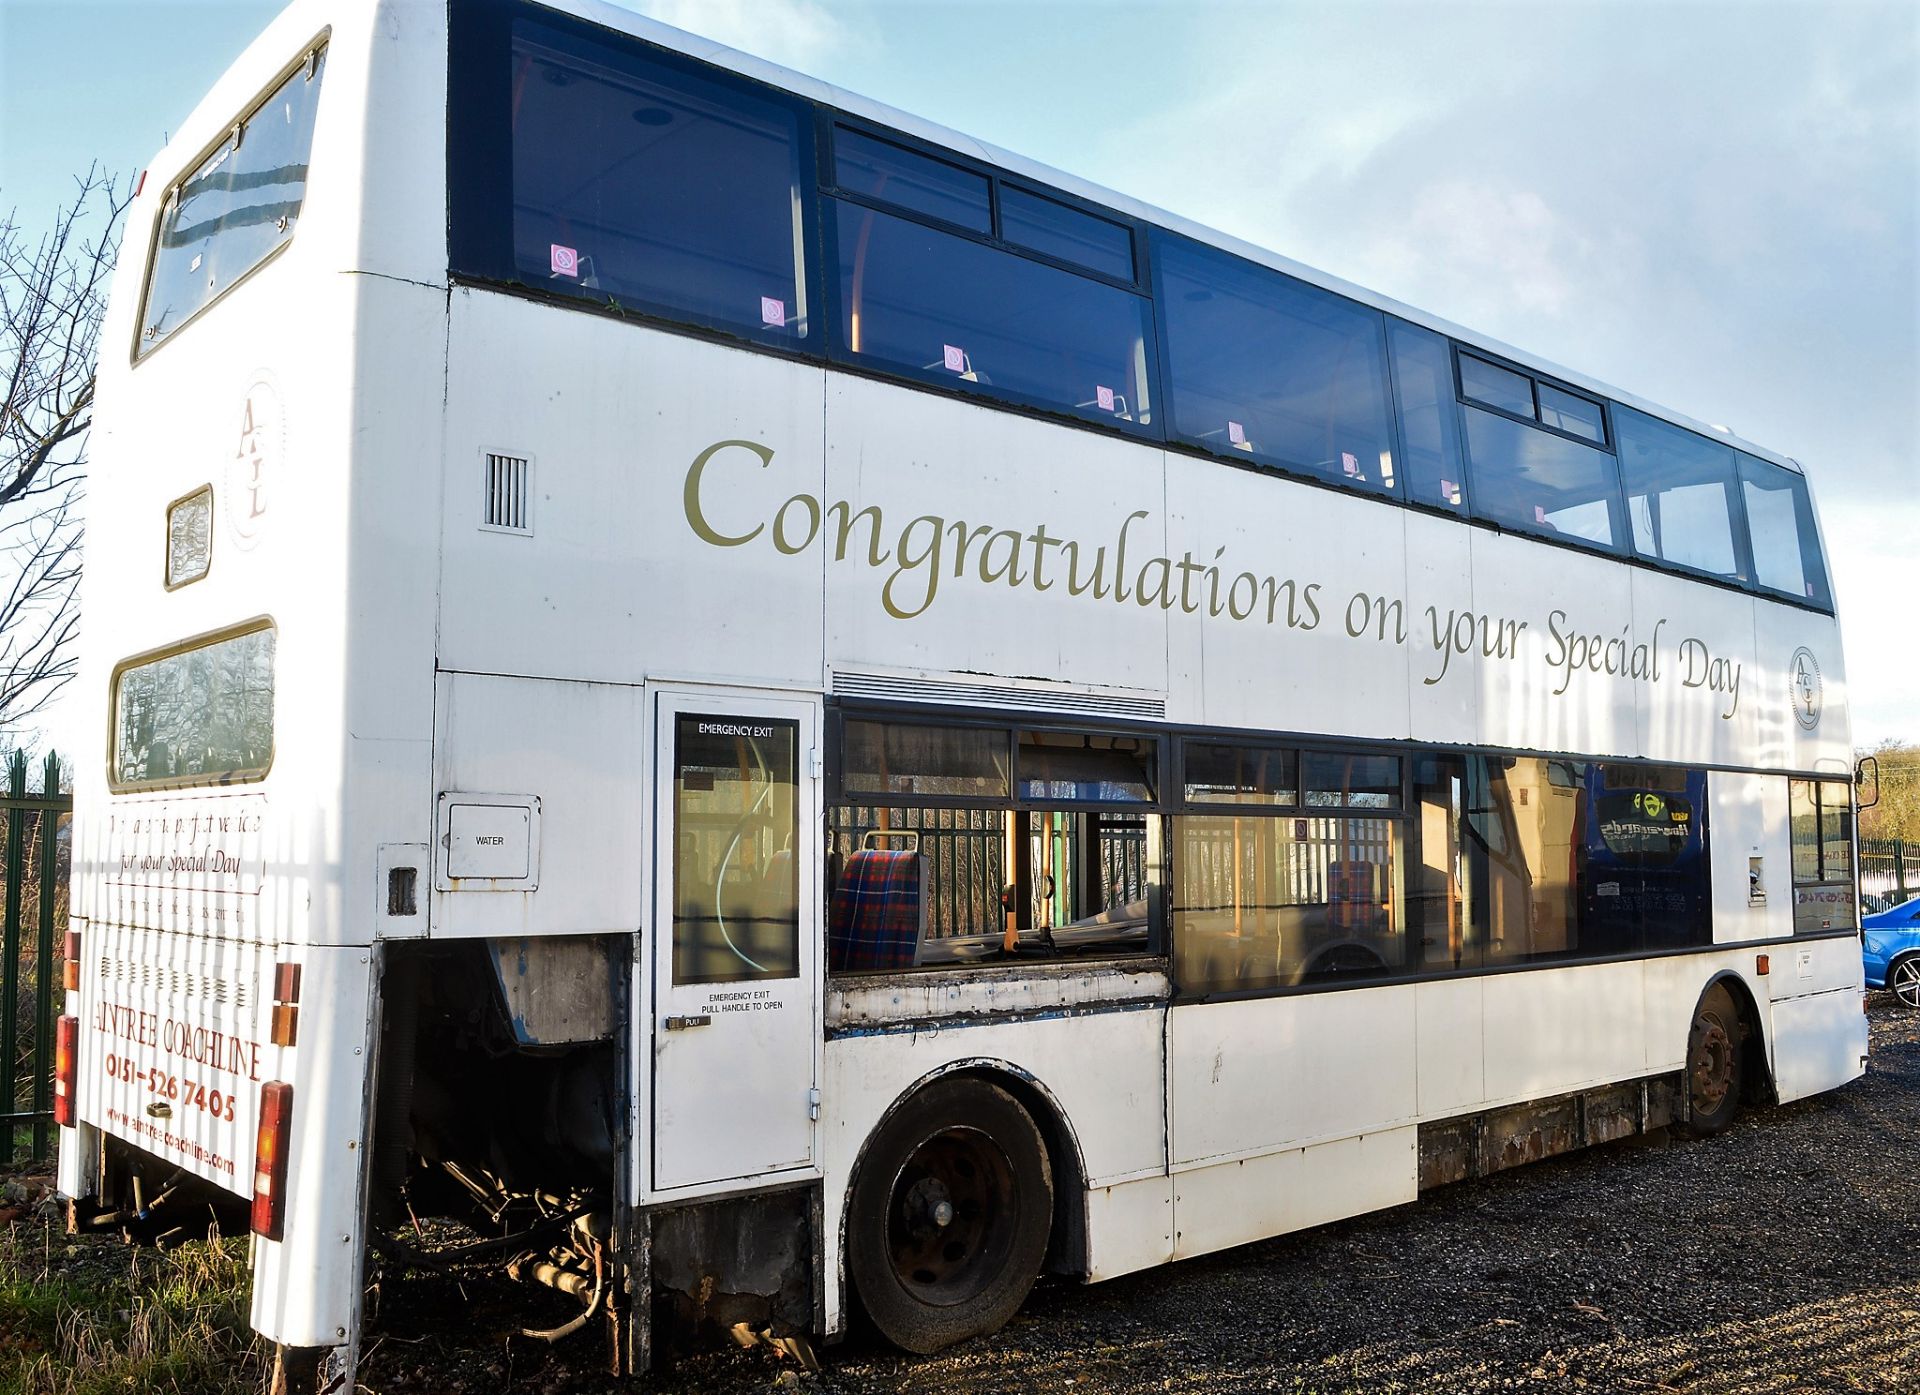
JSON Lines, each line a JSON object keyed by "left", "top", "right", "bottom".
{"left": 138, "top": 45, "right": 326, "bottom": 356}
{"left": 498, "top": 19, "right": 810, "bottom": 344}
{"left": 112, "top": 623, "right": 275, "bottom": 790}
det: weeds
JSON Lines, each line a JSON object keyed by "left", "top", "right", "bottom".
{"left": 0, "top": 1209, "right": 263, "bottom": 1395}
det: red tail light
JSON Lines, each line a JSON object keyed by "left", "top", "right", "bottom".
{"left": 251, "top": 1081, "right": 293, "bottom": 1241}
{"left": 62, "top": 930, "right": 81, "bottom": 993}
{"left": 53, "top": 1015, "right": 79, "bottom": 1127}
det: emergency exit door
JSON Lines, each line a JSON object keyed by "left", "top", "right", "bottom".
{"left": 650, "top": 688, "right": 821, "bottom": 1191}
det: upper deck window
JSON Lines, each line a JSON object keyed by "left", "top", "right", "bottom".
{"left": 998, "top": 187, "right": 1134, "bottom": 282}
{"left": 834, "top": 129, "right": 990, "bottom": 234}
{"left": 492, "top": 18, "right": 810, "bottom": 344}
{"left": 1156, "top": 236, "right": 1396, "bottom": 493}
{"left": 1386, "top": 322, "right": 1468, "bottom": 513}
{"left": 1739, "top": 454, "right": 1831, "bottom": 608}
{"left": 1615, "top": 407, "right": 1749, "bottom": 582}
{"left": 830, "top": 198, "right": 1155, "bottom": 431}
{"left": 1462, "top": 407, "right": 1623, "bottom": 551}
{"left": 137, "top": 45, "right": 326, "bottom": 355}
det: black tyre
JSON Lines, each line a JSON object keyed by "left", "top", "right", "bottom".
{"left": 1674, "top": 982, "right": 1744, "bottom": 1138}
{"left": 847, "top": 1077, "right": 1053, "bottom": 1354}
{"left": 1890, "top": 954, "right": 1920, "bottom": 1010}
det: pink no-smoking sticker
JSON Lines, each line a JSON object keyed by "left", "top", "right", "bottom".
{"left": 1228, "top": 420, "right": 1246, "bottom": 445}
{"left": 943, "top": 344, "right": 966, "bottom": 373}
{"left": 550, "top": 244, "right": 580, "bottom": 278}
{"left": 1096, "top": 385, "right": 1115, "bottom": 411}
{"left": 761, "top": 296, "right": 786, "bottom": 327}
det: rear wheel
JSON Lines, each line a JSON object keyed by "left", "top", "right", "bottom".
{"left": 1674, "top": 982, "right": 1744, "bottom": 1138}
{"left": 847, "top": 1078, "right": 1052, "bottom": 1354}
{"left": 1890, "top": 955, "right": 1920, "bottom": 1010}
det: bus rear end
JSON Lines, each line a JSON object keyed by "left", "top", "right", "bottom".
{"left": 55, "top": 2, "right": 399, "bottom": 1386}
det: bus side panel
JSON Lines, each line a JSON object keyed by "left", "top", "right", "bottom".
{"left": 248, "top": 944, "right": 376, "bottom": 1348}
{"left": 819, "top": 1008, "right": 1166, "bottom": 1336}
{"left": 437, "top": 294, "right": 828, "bottom": 695}
{"left": 1709, "top": 771, "right": 1790, "bottom": 941}
{"left": 1176, "top": 455, "right": 1413, "bottom": 741}
{"left": 1632, "top": 566, "right": 1759, "bottom": 770}
{"left": 1481, "top": 959, "right": 1647, "bottom": 1105}
{"left": 1769, "top": 987, "right": 1868, "bottom": 1104}
{"left": 1170, "top": 1126, "right": 1416, "bottom": 1263}
{"left": 1167, "top": 988, "right": 1417, "bottom": 1169}
{"left": 1752, "top": 599, "right": 1851, "bottom": 775}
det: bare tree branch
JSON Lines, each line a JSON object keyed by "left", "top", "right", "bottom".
{"left": 0, "top": 165, "right": 132, "bottom": 737}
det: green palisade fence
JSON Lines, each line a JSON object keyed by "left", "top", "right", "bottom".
{"left": 2, "top": 751, "right": 71, "bottom": 1171}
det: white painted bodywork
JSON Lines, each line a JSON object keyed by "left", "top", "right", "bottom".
{"left": 58, "top": 0, "right": 1865, "bottom": 1366}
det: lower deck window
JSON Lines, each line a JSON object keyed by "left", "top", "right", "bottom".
{"left": 827, "top": 804, "right": 1156, "bottom": 970}
{"left": 1789, "top": 778, "right": 1855, "bottom": 934}
{"left": 111, "top": 623, "right": 275, "bottom": 790}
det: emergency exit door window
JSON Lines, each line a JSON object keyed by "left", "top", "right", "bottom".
{"left": 672, "top": 715, "right": 799, "bottom": 984}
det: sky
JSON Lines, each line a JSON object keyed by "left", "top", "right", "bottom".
{"left": 0, "top": 0, "right": 1915, "bottom": 750}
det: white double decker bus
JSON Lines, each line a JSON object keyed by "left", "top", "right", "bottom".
{"left": 56, "top": 1, "right": 1868, "bottom": 1388}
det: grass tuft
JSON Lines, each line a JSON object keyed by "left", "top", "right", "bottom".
{"left": 0, "top": 1210, "right": 263, "bottom": 1395}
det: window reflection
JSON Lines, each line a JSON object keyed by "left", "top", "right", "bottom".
{"left": 1740, "top": 455, "right": 1832, "bottom": 608}
{"left": 1462, "top": 406, "right": 1623, "bottom": 550}
{"left": 508, "top": 21, "right": 808, "bottom": 342}
{"left": 1157, "top": 236, "right": 1396, "bottom": 491}
{"left": 114, "top": 626, "right": 275, "bottom": 788}
{"left": 1387, "top": 322, "right": 1468, "bottom": 512}
{"left": 1173, "top": 814, "right": 1401, "bottom": 993}
{"left": 140, "top": 48, "right": 325, "bottom": 352}
{"left": 1788, "top": 778, "right": 1854, "bottom": 933}
{"left": 1617, "top": 407, "right": 1747, "bottom": 581}
{"left": 671, "top": 715, "right": 800, "bottom": 983}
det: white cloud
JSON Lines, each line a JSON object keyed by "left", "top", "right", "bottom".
{"left": 623, "top": 0, "right": 850, "bottom": 71}
{"left": 1823, "top": 496, "right": 1920, "bottom": 746}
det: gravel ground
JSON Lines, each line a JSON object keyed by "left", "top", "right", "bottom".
{"left": 362, "top": 994, "right": 1920, "bottom": 1395}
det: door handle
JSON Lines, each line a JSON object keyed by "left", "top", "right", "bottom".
{"left": 664, "top": 1014, "right": 712, "bottom": 1031}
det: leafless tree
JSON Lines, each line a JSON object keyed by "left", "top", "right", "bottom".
{"left": 0, "top": 165, "right": 132, "bottom": 737}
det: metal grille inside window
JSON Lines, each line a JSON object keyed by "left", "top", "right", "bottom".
{"left": 483, "top": 452, "right": 532, "bottom": 533}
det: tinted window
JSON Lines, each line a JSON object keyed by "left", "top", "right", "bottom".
{"left": 1459, "top": 355, "right": 1533, "bottom": 417}
{"left": 113, "top": 626, "right": 275, "bottom": 789}
{"left": 506, "top": 21, "right": 808, "bottom": 343}
{"left": 1740, "top": 454, "right": 1831, "bottom": 607}
{"left": 1303, "top": 751, "right": 1401, "bottom": 808}
{"left": 1157, "top": 237, "right": 1396, "bottom": 491}
{"left": 834, "top": 128, "right": 990, "bottom": 234}
{"left": 834, "top": 200, "right": 1155, "bottom": 428}
{"left": 1789, "top": 778, "right": 1854, "bottom": 933}
{"left": 1017, "top": 732, "right": 1155, "bottom": 803}
{"left": 999, "top": 186, "right": 1133, "bottom": 281}
{"left": 1387, "top": 322, "right": 1467, "bottom": 512}
{"left": 1537, "top": 385, "right": 1606, "bottom": 444}
{"left": 1616, "top": 408, "right": 1747, "bottom": 580}
{"left": 842, "top": 721, "right": 1010, "bottom": 800}
{"left": 1463, "top": 406, "right": 1623, "bottom": 550}
{"left": 1183, "top": 742, "right": 1297, "bottom": 806}
{"left": 139, "top": 48, "right": 325, "bottom": 353}
{"left": 1173, "top": 814, "right": 1402, "bottom": 994}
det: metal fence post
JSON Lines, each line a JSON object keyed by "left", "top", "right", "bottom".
{"left": 1899, "top": 839, "right": 1910, "bottom": 903}
{"left": 1, "top": 750, "right": 25, "bottom": 1166}
{"left": 31, "top": 753, "right": 60, "bottom": 1160}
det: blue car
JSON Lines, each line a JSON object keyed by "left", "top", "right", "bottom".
{"left": 1863, "top": 894, "right": 1920, "bottom": 1008}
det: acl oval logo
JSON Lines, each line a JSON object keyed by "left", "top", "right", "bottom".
{"left": 1790, "top": 647, "right": 1822, "bottom": 730}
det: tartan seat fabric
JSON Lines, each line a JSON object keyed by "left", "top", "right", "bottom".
{"left": 828, "top": 849, "right": 925, "bottom": 972}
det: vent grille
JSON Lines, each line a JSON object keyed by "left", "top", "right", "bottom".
{"left": 832, "top": 670, "right": 1166, "bottom": 720}
{"left": 482, "top": 452, "right": 532, "bottom": 533}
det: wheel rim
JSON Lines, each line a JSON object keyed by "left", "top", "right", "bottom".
{"left": 1689, "top": 1010, "right": 1736, "bottom": 1113}
{"left": 886, "top": 1125, "right": 1018, "bottom": 1307}
{"left": 1894, "top": 960, "right": 1920, "bottom": 1009}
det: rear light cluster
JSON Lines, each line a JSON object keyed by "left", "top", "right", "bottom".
{"left": 53, "top": 1016, "right": 79, "bottom": 1127}
{"left": 251, "top": 1081, "right": 294, "bottom": 1241}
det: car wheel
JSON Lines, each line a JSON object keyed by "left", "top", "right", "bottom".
{"left": 1890, "top": 955, "right": 1920, "bottom": 1010}
{"left": 1673, "top": 982, "right": 1744, "bottom": 1139}
{"left": 847, "top": 1077, "right": 1052, "bottom": 1355}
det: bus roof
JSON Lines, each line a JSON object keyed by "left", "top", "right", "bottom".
{"left": 550, "top": 0, "right": 1804, "bottom": 477}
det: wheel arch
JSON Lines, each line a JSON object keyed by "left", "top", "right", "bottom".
{"left": 1695, "top": 968, "right": 1777, "bottom": 1108}
{"left": 839, "top": 1057, "right": 1092, "bottom": 1296}
{"left": 1885, "top": 948, "right": 1920, "bottom": 1003}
